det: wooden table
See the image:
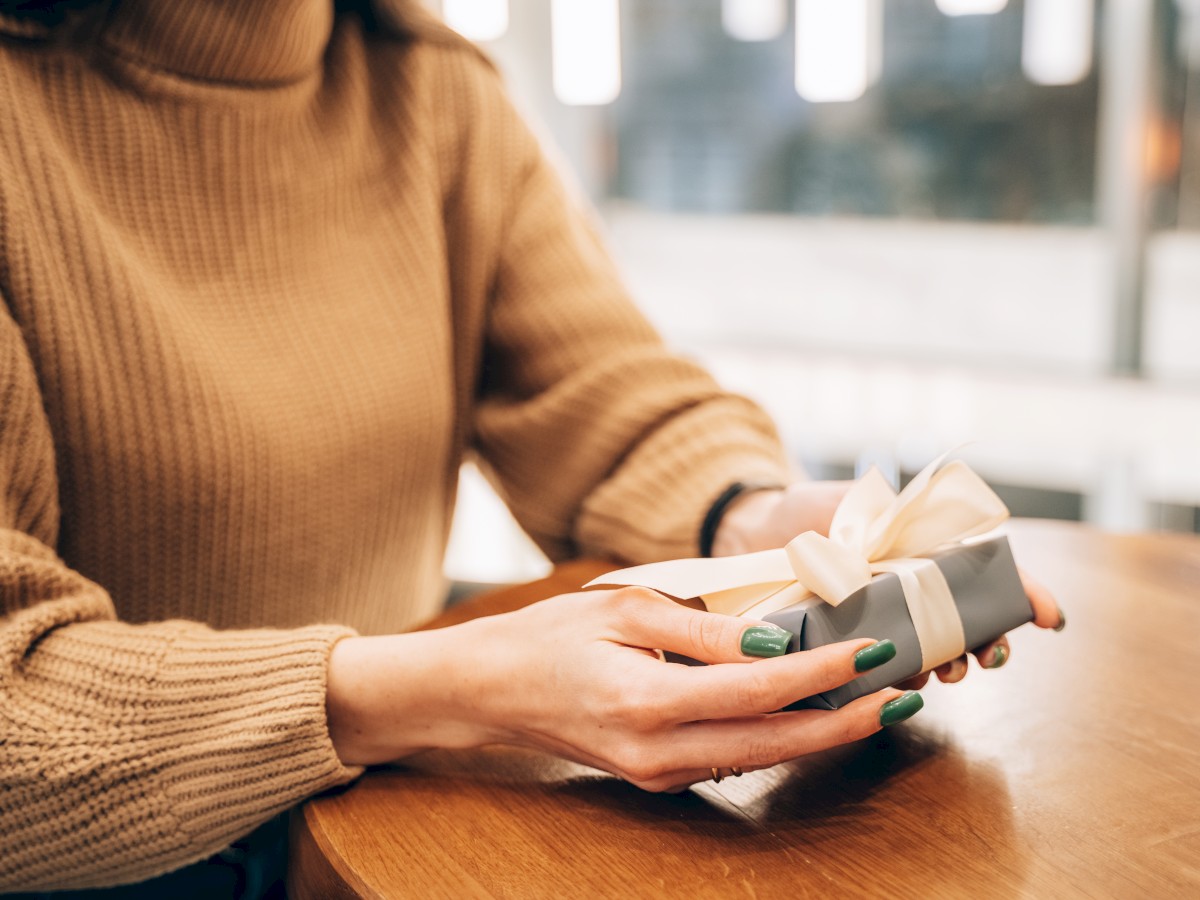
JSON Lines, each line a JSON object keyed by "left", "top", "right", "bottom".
{"left": 288, "top": 520, "right": 1200, "bottom": 898}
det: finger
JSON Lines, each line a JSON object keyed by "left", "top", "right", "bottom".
{"left": 1018, "top": 568, "right": 1065, "bottom": 630}
{"left": 614, "top": 689, "right": 925, "bottom": 792}
{"left": 971, "top": 636, "right": 1010, "bottom": 669}
{"left": 654, "top": 688, "right": 924, "bottom": 775}
{"left": 606, "top": 586, "right": 801, "bottom": 663}
{"left": 649, "top": 764, "right": 769, "bottom": 794}
{"left": 650, "top": 637, "right": 897, "bottom": 723}
{"left": 895, "top": 671, "right": 932, "bottom": 691}
{"left": 935, "top": 654, "right": 969, "bottom": 684}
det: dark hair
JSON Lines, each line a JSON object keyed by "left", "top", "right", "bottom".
{"left": 0, "top": 1, "right": 441, "bottom": 39}
{"left": 0, "top": 2, "right": 103, "bottom": 26}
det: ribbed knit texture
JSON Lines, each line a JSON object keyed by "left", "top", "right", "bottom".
{"left": 0, "top": 0, "right": 790, "bottom": 890}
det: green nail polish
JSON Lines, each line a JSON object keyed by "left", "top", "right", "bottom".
{"left": 740, "top": 624, "right": 793, "bottom": 658}
{"left": 1054, "top": 610, "right": 1067, "bottom": 632}
{"left": 879, "top": 691, "right": 924, "bottom": 727}
{"left": 854, "top": 639, "right": 897, "bottom": 673}
{"left": 987, "top": 644, "right": 1008, "bottom": 669}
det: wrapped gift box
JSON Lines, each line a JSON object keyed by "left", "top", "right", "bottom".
{"left": 757, "top": 534, "right": 1031, "bottom": 709}
{"left": 592, "top": 453, "right": 1036, "bottom": 711}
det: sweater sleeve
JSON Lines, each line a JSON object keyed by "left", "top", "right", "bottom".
{"left": 443, "top": 55, "right": 793, "bottom": 564}
{"left": 0, "top": 312, "right": 362, "bottom": 892}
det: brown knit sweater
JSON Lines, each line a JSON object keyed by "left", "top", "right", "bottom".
{"left": 0, "top": 0, "right": 789, "bottom": 890}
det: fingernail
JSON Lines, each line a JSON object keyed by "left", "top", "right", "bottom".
{"left": 879, "top": 691, "right": 924, "bottom": 727}
{"left": 740, "top": 624, "right": 793, "bottom": 658}
{"left": 986, "top": 644, "right": 1008, "bottom": 669}
{"left": 854, "top": 639, "right": 897, "bottom": 673}
{"left": 1054, "top": 609, "right": 1067, "bottom": 632}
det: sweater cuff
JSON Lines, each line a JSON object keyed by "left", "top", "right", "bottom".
{"left": 574, "top": 395, "right": 792, "bottom": 564}
{"left": 155, "top": 623, "right": 364, "bottom": 851}
{"left": 5, "top": 618, "right": 362, "bottom": 891}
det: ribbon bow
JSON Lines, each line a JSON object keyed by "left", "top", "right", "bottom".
{"left": 587, "top": 453, "right": 1010, "bottom": 671}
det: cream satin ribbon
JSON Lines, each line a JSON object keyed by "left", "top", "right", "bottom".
{"left": 587, "top": 453, "right": 1010, "bottom": 672}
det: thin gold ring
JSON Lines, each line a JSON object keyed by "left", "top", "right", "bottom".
{"left": 730, "top": 766, "right": 744, "bottom": 777}
{"left": 710, "top": 767, "right": 723, "bottom": 783}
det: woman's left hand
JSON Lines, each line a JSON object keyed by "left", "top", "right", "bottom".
{"left": 711, "top": 480, "right": 1067, "bottom": 688}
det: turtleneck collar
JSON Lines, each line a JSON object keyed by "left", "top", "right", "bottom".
{"left": 99, "top": 0, "right": 336, "bottom": 85}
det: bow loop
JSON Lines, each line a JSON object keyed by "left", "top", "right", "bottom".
{"left": 828, "top": 466, "right": 896, "bottom": 552}
{"left": 863, "top": 459, "right": 1009, "bottom": 560}
{"left": 784, "top": 532, "right": 872, "bottom": 608}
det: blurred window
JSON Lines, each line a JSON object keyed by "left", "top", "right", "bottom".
{"left": 436, "top": 0, "right": 1200, "bottom": 575}
{"left": 1166, "top": 0, "right": 1200, "bottom": 228}
{"left": 611, "top": 0, "right": 1098, "bottom": 223}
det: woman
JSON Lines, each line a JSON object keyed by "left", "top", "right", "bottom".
{"left": 0, "top": 1, "right": 1062, "bottom": 894}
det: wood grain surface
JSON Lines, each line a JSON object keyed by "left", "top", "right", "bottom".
{"left": 288, "top": 520, "right": 1200, "bottom": 898}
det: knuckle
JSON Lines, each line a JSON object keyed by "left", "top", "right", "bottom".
{"left": 688, "top": 613, "right": 730, "bottom": 660}
{"left": 619, "top": 586, "right": 664, "bottom": 606}
{"left": 635, "top": 775, "right": 679, "bottom": 794}
{"left": 607, "top": 586, "right": 664, "bottom": 621}
{"left": 832, "top": 711, "right": 870, "bottom": 746}
{"left": 832, "top": 700, "right": 883, "bottom": 744}
{"left": 817, "top": 650, "right": 851, "bottom": 688}
{"left": 732, "top": 667, "right": 778, "bottom": 713}
{"left": 608, "top": 683, "right": 666, "bottom": 731}
{"left": 612, "top": 745, "right": 665, "bottom": 784}
{"left": 742, "top": 734, "right": 786, "bottom": 768}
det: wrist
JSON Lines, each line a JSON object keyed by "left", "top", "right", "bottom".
{"left": 709, "top": 486, "right": 784, "bottom": 557}
{"left": 325, "top": 625, "right": 497, "bottom": 766}
{"left": 712, "top": 479, "right": 852, "bottom": 556}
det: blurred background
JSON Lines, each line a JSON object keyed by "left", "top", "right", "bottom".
{"left": 432, "top": 0, "right": 1200, "bottom": 587}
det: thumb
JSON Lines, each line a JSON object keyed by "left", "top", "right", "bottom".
{"left": 613, "top": 588, "right": 793, "bottom": 663}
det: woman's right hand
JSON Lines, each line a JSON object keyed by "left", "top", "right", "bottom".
{"left": 325, "top": 588, "right": 921, "bottom": 792}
